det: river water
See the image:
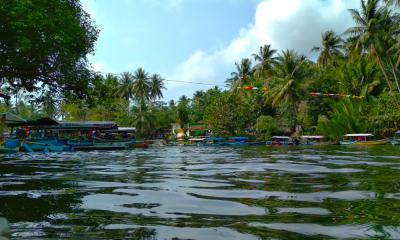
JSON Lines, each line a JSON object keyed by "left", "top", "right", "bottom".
{"left": 0, "top": 146, "right": 400, "bottom": 239}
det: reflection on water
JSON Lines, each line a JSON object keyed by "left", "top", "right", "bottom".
{"left": 0, "top": 146, "right": 400, "bottom": 239}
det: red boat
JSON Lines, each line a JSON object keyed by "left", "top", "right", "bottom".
{"left": 129, "top": 142, "right": 149, "bottom": 149}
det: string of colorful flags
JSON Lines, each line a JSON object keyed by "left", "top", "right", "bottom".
{"left": 237, "top": 86, "right": 268, "bottom": 91}
{"left": 237, "top": 86, "right": 365, "bottom": 100}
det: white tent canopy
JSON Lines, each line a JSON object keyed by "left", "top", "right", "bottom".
{"left": 272, "top": 136, "right": 291, "bottom": 139}
{"left": 301, "top": 135, "right": 324, "bottom": 139}
{"left": 344, "top": 133, "right": 374, "bottom": 137}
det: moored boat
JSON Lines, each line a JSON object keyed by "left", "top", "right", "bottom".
{"left": 339, "top": 133, "right": 389, "bottom": 146}
{"left": 221, "top": 137, "right": 249, "bottom": 146}
{"left": 301, "top": 135, "right": 325, "bottom": 145}
{"left": 267, "top": 136, "right": 294, "bottom": 146}
{"left": 129, "top": 141, "right": 149, "bottom": 148}
{"left": 0, "top": 138, "right": 20, "bottom": 154}
{"left": 21, "top": 139, "right": 71, "bottom": 153}
{"left": 390, "top": 130, "right": 400, "bottom": 145}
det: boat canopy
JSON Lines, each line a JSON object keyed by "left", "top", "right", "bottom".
{"left": 104, "top": 127, "right": 136, "bottom": 133}
{"left": 0, "top": 112, "right": 26, "bottom": 124}
{"left": 272, "top": 136, "right": 290, "bottom": 139}
{"left": 58, "top": 121, "right": 117, "bottom": 130}
{"left": 9, "top": 117, "right": 59, "bottom": 127}
{"left": 301, "top": 135, "right": 324, "bottom": 139}
{"left": 344, "top": 133, "right": 374, "bottom": 137}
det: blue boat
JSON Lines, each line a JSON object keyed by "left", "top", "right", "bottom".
{"left": 0, "top": 138, "right": 20, "bottom": 154}
{"left": 204, "top": 137, "right": 225, "bottom": 146}
{"left": 22, "top": 139, "right": 71, "bottom": 153}
{"left": 222, "top": 137, "right": 249, "bottom": 146}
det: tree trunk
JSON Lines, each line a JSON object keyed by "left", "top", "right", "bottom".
{"left": 388, "top": 58, "right": 400, "bottom": 93}
{"left": 373, "top": 46, "right": 393, "bottom": 92}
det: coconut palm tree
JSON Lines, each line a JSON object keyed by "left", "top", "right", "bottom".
{"left": 338, "top": 57, "right": 382, "bottom": 97}
{"left": 269, "top": 50, "right": 309, "bottom": 106}
{"left": 312, "top": 30, "right": 343, "bottom": 66}
{"left": 133, "top": 103, "right": 154, "bottom": 138}
{"left": 149, "top": 74, "right": 166, "bottom": 100}
{"left": 115, "top": 72, "right": 134, "bottom": 102}
{"left": 226, "top": 58, "right": 254, "bottom": 90}
{"left": 252, "top": 44, "right": 277, "bottom": 72}
{"left": 345, "top": 0, "right": 395, "bottom": 91}
{"left": 132, "top": 67, "right": 151, "bottom": 101}
{"left": 384, "top": 0, "right": 400, "bottom": 6}
{"left": 267, "top": 50, "right": 309, "bottom": 129}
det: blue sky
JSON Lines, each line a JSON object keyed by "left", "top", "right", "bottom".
{"left": 81, "top": 0, "right": 359, "bottom": 101}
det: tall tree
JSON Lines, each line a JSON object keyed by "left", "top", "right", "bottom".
{"left": 252, "top": 44, "right": 277, "bottom": 72}
{"left": 312, "top": 30, "right": 343, "bottom": 66}
{"left": 226, "top": 58, "right": 254, "bottom": 90}
{"left": 0, "top": 0, "right": 99, "bottom": 100}
{"left": 149, "top": 74, "right": 166, "bottom": 100}
{"left": 132, "top": 68, "right": 151, "bottom": 101}
{"left": 268, "top": 50, "right": 309, "bottom": 129}
{"left": 177, "top": 95, "right": 190, "bottom": 128}
{"left": 116, "top": 72, "right": 134, "bottom": 102}
{"left": 345, "top": 0, "right": 399, "bottom": 91}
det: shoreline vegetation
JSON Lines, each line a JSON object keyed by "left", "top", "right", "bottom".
{"left": 1, "top": 0, "right": 400, "bottom": 142}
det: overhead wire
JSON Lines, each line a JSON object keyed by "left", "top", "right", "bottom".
{"left": 93, "top": 70, "right": 225, "bottom": 87}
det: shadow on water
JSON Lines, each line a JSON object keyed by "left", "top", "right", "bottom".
{"left": 0, "top": 146, "right": 400, "bottom": 239}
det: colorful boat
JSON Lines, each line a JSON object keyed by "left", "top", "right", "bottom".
{"left": 339, "top": 133, "right": 389, "bottom": 146}
{"left": 129, "top": 141, "right": 149, "bottom": 148}
{"left": 0, "top": 138, "right": 20, "bottom": 154}
{"left": 267, "top": 136, "right": 294, "bottom": 146}
{"left": 21, "top": 139, "right": 71, "bottom": 153}
{"left": 390, "top": 131, "right": 400, "bottom": 145}
{"left": 221, "top": 137, "right": 249, "bottom": 146}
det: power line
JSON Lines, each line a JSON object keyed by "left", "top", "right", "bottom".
{"left": 164, "top": 79, "right": 222, "bottom": 86}
{"left": 93, "top": 70, "right": 225, "bottom": 87}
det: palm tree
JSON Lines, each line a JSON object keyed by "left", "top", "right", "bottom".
{"left": 345, "top": 0, "right": 395, "bottom": 91}
{"left": 132, "top": 67, "right": 151, "bottom": 101}
{"left": 149, "top": 74, "right": 166, "bottom": 100}
{"left": 226, "top": 58, "right": 254, "bottom": 90}
{"left": 115, "top": 72, "right": 134, "bottom": 102}
{"left": 267, "top": 50, "right": 309, "bottom": 129}
{"left": 338, "top": 57, "right": 382, "bottom": 97}
{"left": 312, "top": 30, "right": 343, "bottom": 66}
{"left": 133, "top": 104, "right": 154, "bottom": 138}
{"left": 384, "top": 0, "right": 400, "bottom": 6}
{"left": 252, "top": 44, "right": 277, "bottom": 72}
{"left": 177, "top": 95, "right": 190, "bottom": 128}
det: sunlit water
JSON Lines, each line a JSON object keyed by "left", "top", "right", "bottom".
{"left": 0, "top": 146, "right": 400, "bottom": 239}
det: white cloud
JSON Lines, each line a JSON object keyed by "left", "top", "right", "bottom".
{"left": 168, "top": 0, "right": 359, "bottom": 93}
{"left": 91, "top": 62, "right": 113, "bottom": 74}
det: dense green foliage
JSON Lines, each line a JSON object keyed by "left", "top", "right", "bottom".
{"left": 2, "top": 0, "right": 400, "bottom": 141}
{"left": 0, "top": 0, "right": 99, "bottom": 100}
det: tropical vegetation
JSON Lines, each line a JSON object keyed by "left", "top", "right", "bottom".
{"left": 2, "top": 0, "right": 400, "bottom": 141}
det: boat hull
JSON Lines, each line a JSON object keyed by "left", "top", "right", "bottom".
{"left": 74, "top": 141, "right": 129, "bottom": 151}
{"left": 340, "top": 140, "right": 389, "bottom": 146}
{"left": 352, "top": 140, "right": 389, "bottom": 146}
{"left": 391, "top": 139, "right": 400, "bottom": 146}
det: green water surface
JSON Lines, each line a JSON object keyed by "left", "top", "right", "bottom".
{"left": 0, "top": 146, "right": 400, "bottom": 239}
